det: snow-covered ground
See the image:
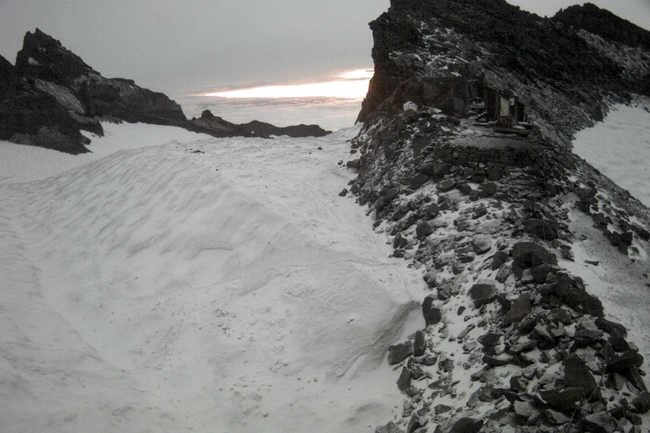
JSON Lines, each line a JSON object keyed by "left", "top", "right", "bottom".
{"left": 573, "top": 102, "right": 650, "bottom": 207}
{"left": 0, "top": 124, "right": 426, "bottom": 433}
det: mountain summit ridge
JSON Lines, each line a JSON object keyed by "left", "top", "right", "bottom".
{"left": 349, "top": 1, "right": 650, "bottom": 431}
{"left": 0, "top": 29, "right": 330, "bottom": 154}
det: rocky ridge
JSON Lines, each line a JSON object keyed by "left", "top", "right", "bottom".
{"left": 0, "top": 29, "right": 330, "bottom": 154}
{"left": 346, "top": 1, "right": 650, "bottom": 432}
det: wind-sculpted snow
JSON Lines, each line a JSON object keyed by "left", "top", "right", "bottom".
{"left": 0, "top": 125, "right": 425, "bottom": 432}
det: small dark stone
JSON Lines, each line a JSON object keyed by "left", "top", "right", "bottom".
{"left": 426, "top": 202, "right": 439, "bottom": 218}
{"left": 375, "top": 421, "right": 402, "bottom": 433}
{"left": 547, "top": 308, "right": 572, "bottom": 325}
{"left": 480, "top": 182, "right": 497, "bottom": 197}
{"left": 483, "top": 354, "right": 514, "bottom": 367}
{"left": 606, "top": 350, "right": 644, "bottom": 373}
{"left": 486, "top": 166, "right": 504, "bottom": 181}
{"left": 469, "top": 283, "right": 497, "bottom": 307}
{"left": 472, "top": 207, "right": 488, "bottom": 219}
{"left": 595, "top": 317, "right": 628, "bottom": 338}
{"left": 448, "top": 417, "right": 483, "bottom": 433}
{"left": 609, "top": 329, "right": 630, "bottom": 352}
{"left": 458, "top": 182, "right": 473, "bottom": 196}
{"left": 388, "top": 341, "right": 413, "bottom": 365}
{"left": 416, "top": 221, "right": 433, "bottom": 239}
{"left": 510, "top": 375, "right": 528, "bottom": 393}
{"left": 393, "top": 232, "right": 408, "bottom": 249}
{"left": 338, "top": 188, "right": 348, "bottom": 197}
{"left": 573, "top": 329, "right": 603, "bottom": 349}
{"left": 539, "top": 387, "right": 584, "bottom": 412}
{"left": 553, "top": 274, "right": 584, "bottom": 309}
{"left": 531, "top": 323, "right": 556, "bottom": 348}
{"left": 581, "top": 293, "right": 604, "bottom": 317}
{"left": 564, "top": 354, "right": 600, "bottom": 401}
{"left": 438, "top": 179, "right": 456, "bottom": 193}
{"left": 413, "top": 330, "right": 427, "bottom": 357}
{"left": 397, "top": 367, "right": 412, "bottom": 393}
{"left": 530, "top": 264, "right": 554, "bottom": 284}
{"left": 517, "top": 312, "right": 541, "bottom": 334}
{"left": 511, "top": 242, "right": 557, "bottom": 269}
{"left": 471, "top": 236, "right": 492, "bottom": 255}
{"left": 432, "top": 163, "right": 451, "bottom": 178}
{"left": 625, "top": 365, "right": 648, "bottom": 392}
{"left": 503, "top": 293, "right": 532, "bottom": 325}
{"left": 631, "top": 391, "right": 650, "bottom": 414}
{"left": 422, "top": 295, "right": 442, "bottom": 327}
{"left": 491, "top": 251, "right": 509, "bottom": 270}
{"left": 525, "top": 219, "right": 560, "bottom": 240}
{"left": 580, "top": 411, "right": 621, "bottom": 433}
{"left": 478, "top": 332, "right": 502, "bottom": 348}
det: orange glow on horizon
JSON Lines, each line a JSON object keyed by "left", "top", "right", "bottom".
{"left": 204, "top": 69, "right": 373, "bottom": 100}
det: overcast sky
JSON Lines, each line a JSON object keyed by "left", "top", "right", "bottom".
{"left": 1, "top": 0, "right": 649, "bottom": 100}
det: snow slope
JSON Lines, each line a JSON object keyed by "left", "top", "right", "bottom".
{"left": 573, "top": 102, "right": 650, "bottom": 207}
{"left": 0, "top": 125, "right": 425, "bottom": 433}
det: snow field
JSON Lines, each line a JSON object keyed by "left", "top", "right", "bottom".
{"left": 0, "top": 124, "right": 426, "bottom": 433}
{"left": 573, "top": 102, "right": 650, "bottom": 207}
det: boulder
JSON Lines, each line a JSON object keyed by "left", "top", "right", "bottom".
{"left": 524, "top": 219, "right": 560, "bottom": 240}
{"left": 437, "top": 179, "right": 456, "bottom": 192}
{"left": 471, "top": 236, "right": 492, "bottom": 255}
{"left": 595, "top": 317, "right": 627, "bottom": 337}
{"left": 413, "top": 330, "right": 427, "bottom": 357}
{"left": 511, "top": 242, "right": 557, "bottom": 269}
{"left": 539, "top": 387, "right": 584, "bottom": 412}
{"left": 491, "top": 250, "right": 509, "bottom": 270}
{"left": 632, "top": 391, "right": 650, "bottom": 414}
{"left": 503, "top": 293, "right": 532, "bottom": 325}
{"left": 448, "top": 417, "right": 483, "bottom": 433}
{"left": 469, "top": 283, "right": 497, "bottom": 307}
{"left": 605, "top": 350, "right": 644, "bottom": 373}
{"left": 375, "top": 421, "right": 403, "bottom": 433}
{"left": 396, "top": 367, "right": 412, "bottom": 392}
{"left": 416, "top": 221, "right": 433, "bottom": 238}
{"left": 422, "top": 295, "right": 442, "bottom": 326}
{"left": 477, "top": 332, "right": 502, "bottom": 348}
{"left": 388, "top": 341, "right": 413, "bottom": 365}
{"left": 580, "top": 411, "right": 621, "bottom": 433}
{"left": 564, "top": 354, "right": 600, "bottom": 401}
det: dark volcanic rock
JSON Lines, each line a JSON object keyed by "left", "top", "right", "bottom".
{"left": 632, "top": 391, "right": 650, "bottom": 414}
{"left": 448, "top": 417, "right": 483, "bottom": 433}
{"left": 511, "top": 243, "right": 557, "bottom": 269}
{"left": 1, "top": 29, "right": 330, "bottom": 154}
{"left": 524, "top": 219, "right": 559, "bottom": 240}
{"left": 422, "top": 295, "right": 442, "bottom": 326}
{"left": 388, "top": 341, "right": 414, "bottom": 365}
{"left": 469, "top": 283, "right": 497, "bottom": 307}
{"left": 350, "top": 0, "right": 650, "bottom": 431}
{"left": 564, "top": 354, "right": 600, "bottom": 401}
{"left": 580, "top": 411, "right": 621, "bottom": 433}
{"left": 606, "top": 350, "right": 644, "bottom": 373}
{"left": 503, "top": 293, "right": 532, "bottom": 326}
{"left": 539, "top": 387, "right": 584, "bottom": 412}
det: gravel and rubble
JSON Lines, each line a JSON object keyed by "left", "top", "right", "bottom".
{"left": 345, "top": 104, "right": 650, "bottom": 432}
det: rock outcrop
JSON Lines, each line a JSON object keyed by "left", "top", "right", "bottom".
{"left": 1, "top": 29, "right": 331, "bottom": 154}
{"left": 190, "top": 110, "right": 330, "bottom": 138}
{"left": 347, "top": 1, "right": 650, "bottom": 432}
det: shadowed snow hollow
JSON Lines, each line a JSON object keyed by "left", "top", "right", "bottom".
{"left": 0, "top": 126, "right": 424, "bottom": 433}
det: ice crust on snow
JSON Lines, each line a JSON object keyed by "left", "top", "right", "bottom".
{"left": 0, "top": 124, "right": 426, "bottom": 433}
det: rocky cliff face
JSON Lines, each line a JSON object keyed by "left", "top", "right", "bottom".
{"left": 1, "top": 29, "right": 330, "bottom": 154}
{"left": 349, "top": 1, "right": 650, "bottom": 432}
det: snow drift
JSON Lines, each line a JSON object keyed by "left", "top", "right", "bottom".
{"left": 0, "top": 125, "right": 425, "bottom": 433}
